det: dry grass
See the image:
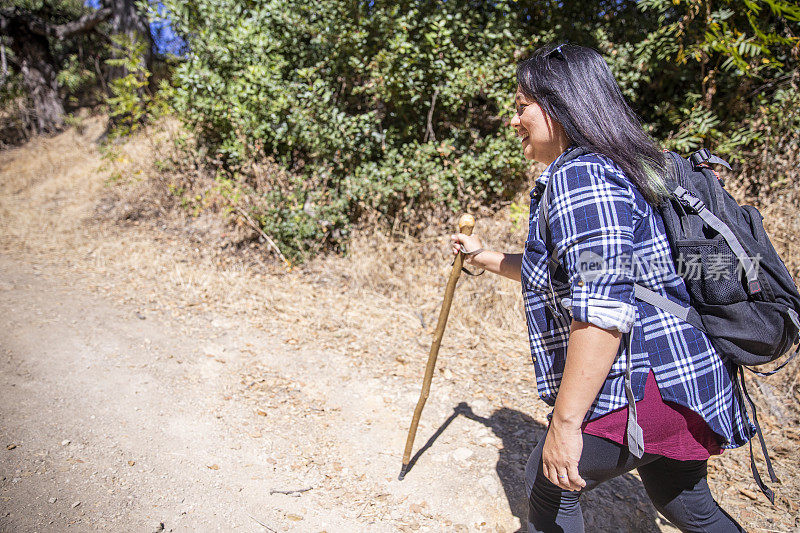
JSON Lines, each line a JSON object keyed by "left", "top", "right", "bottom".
{"left": 725, "top": 163, "right": 800, "bottom": 283}
{"left": 2, "top": 115, "right": 799, "bottom": 530}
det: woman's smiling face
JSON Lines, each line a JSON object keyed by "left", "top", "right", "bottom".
{"left": 510, "top": 87, "right": 568, "bottom": 165}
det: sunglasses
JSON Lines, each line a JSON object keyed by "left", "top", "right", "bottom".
{"left": 546, "top": 44, "right": 567, "bottom": 61}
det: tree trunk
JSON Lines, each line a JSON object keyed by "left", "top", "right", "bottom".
{"left": 0, "top": 6, "right": 112, "bottom": 134}
{"left": 5, "top": 23, "right": 65, "bottom": 133}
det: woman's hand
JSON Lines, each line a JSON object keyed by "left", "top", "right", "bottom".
{"left": 542, "top": 420, "right": 587, "bottom": 492}
{"left": 542, "top": 321, "right": 620, "bottom": 492}
{"left": 448, "top": 234, "right": 522, "bottom": 282}
{"left": 450, "top": 233, "right": 483, "bottom": 264}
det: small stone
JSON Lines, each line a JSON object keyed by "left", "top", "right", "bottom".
{"left": 479, "top": 475, "right": 499, "bottom": 496}
{"left": 203, "top": 343, "right": 223, "bottom": 357}
{"left": 61, "top": 440, "right": 70, "bottom": 446}
{"left": 49, "top": 497, "right": 57, "bottom": 503}
{"left": 409, "top": 501, "right": 428, "bottom": 513}
{"left": 6, "top": 444, "right": 16, "bottom": 450}
{"left": 452, "top": 448, "right": 474, "bottom": 461}
{"left": 71, "top": 501, "right": 81, "bottom": 508}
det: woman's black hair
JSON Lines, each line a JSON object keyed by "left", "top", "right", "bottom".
{"left": 516, "top": 43, "right": 668, "bottom": 204}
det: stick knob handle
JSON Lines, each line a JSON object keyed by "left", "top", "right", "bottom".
{"left": 458, "top": 214, "right": 475, "bottom": 236}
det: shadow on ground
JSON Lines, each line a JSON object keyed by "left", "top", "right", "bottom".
{"left": 405, "top": 402, "right": 663, "bottom": 533}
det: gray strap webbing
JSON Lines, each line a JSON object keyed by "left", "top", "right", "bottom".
{"left": 538, "top": 176, "right": 563, "bottom": 315}
{"left": 673, "top": 186, "right": 759, "bottom": 285}
{"left": 787, "top": 308, "right": 800, "bottom": 330}
{"left": 624, "top": 329, "right": 644, "bottom": 458}
{"left": 537, "top": 174, "right": 553, "bottom": 245}
{"left": 633, "top": 284, "right": 690, "bottom": 321}
{"left": 706, "top": 154, "right": 732, "bottom": 170}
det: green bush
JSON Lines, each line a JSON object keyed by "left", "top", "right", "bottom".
{"left": 158, "top": 0, "right": 799, "bottom": 261}
{"left": 160, "top": 0, "right": 533, "bottom": 260}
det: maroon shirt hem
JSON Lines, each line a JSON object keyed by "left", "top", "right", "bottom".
{"left": 581, "top": 370, "right": 723, "bottom": 461}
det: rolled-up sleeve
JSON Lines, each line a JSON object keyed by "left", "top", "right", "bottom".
{"left": 547, "top": 161, "right": 637, "bottom": 333}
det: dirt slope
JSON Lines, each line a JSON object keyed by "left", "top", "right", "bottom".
{"left": 0, "top": 117, "right": 796, "bottom": 532}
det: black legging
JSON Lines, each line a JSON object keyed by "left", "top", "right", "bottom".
{"left": 525, "top": 431, "right": 745, "bottom": 533}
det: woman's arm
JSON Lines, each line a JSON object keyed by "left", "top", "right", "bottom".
{"left": 543, "top": 321, "right": 621, "bottom": 491}
{"left": 450, "top": 233, "right": 522, "bottom": 282}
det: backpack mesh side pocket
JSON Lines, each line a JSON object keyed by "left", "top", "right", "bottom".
{"left": 675, "top": 236, "right": 747, "bottom": 306}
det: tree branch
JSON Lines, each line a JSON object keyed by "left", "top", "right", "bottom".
{"left": 53, "top": 8, "right": 112, "bottom": 39}
{"left": 0, "top": 43, "right": 7, "bottom": 87}
{"left": 0, "top": 7, "right": 111, "bottom": 41}
{"left": 424, "top": 86, "right": 439, "bottom": 143}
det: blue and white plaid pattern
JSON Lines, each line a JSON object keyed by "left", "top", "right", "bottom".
{"left": 521, "top": 150, "right": 753, "bottom": 448}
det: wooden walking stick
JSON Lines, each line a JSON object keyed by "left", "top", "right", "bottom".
{"left": 399, "top": 213, "right": 475, "bottom": 480}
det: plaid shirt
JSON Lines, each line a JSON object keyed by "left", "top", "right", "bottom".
{"left": 521, "top": 149, "right": 753, "bottom": 448}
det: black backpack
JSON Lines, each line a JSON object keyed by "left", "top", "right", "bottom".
{"left": 658, "top": 149, "right": 800, "bottom": 370}
{"left": 538, "top": 147, "right": 800, "bottom": 502}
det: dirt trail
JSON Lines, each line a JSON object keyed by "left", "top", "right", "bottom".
{"left": 0, "top": 251, "right": 468, "bottom": 532}
{"left": 1, "top": 118, "right": 795, "bottom": 532}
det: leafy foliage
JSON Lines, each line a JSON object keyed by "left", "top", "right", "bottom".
{"left": 156, "top": 0, "right": 798, "bottom": 261}
{"left": 57, "top": 53, "right": 96, "bottom": 94}
{"left": 3, "top": 0, "right": 798, "bottom": 261}
{"left": 635, "top": 0, "right": 799, "bottom": 153}
{"left": 159, "top": 0, "right": 534, "bottom": 260}
{"left": 105, "top": 34, "right": 151, "bottom": 136}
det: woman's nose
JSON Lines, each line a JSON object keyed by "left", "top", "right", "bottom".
{"left": 510, "top": 113, "right": 520, "bottom": 127}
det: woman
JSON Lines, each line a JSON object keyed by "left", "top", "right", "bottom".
{"left": 451, "top": 44, "right": 751, "bottom": 533}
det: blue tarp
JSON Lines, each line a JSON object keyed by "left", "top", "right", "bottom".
{"left": 84, "top": 0, "right": 185, "bottom": 56}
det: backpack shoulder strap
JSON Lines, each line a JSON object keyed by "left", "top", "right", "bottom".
{"left": 536, "top": 150, "right": 706, "bottom": 330}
